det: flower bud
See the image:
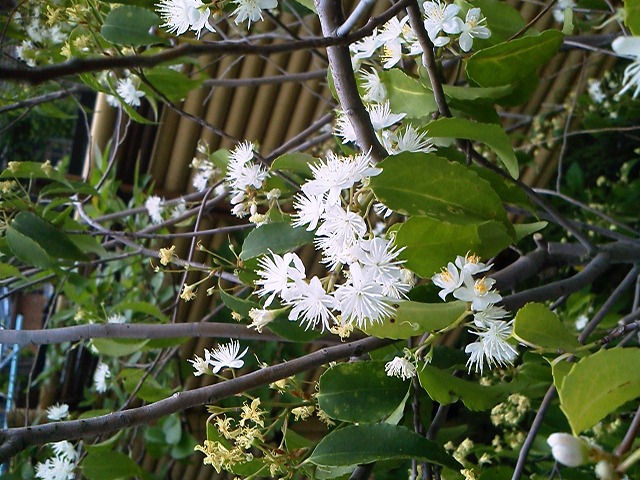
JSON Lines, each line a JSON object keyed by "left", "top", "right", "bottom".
{"left": 595, "top": 461, "right": 617, "bottom": 480}
{"left": 547, "top": 433, "right": 589, "bottom": 467}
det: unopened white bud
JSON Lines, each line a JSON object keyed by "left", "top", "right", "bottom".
{"left": 547, "top": 433, "right": 589, "bottom": 467}
{"left": 595, "top": 461, "right": 616, "bottom": 480}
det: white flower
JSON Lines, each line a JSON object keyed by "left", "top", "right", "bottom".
{"left": 595, "top": 461, "right": 616, "bottom": 480}
{"left": 552, "top": 0, "right": 576, "bottom": 23}
{"left": 368, "top": 101, "right": 406, "bottom": 131}
{"left": 350, "top": 30, "right": 382, "bottom": 61}
{"left": 458, "top": 8, "right": 491, "bottom": 52}
{"left": 255, "top": 251, "right": 306, "bottom": 306}
{"left": 432, "top": 262, "right": 463, "bottom": 300}
{"left": 35, "top": 454, "right": 76, "bottom": 480}
{"left": 188, "top": 353, "right": 210, "bottom": 376}
{"left": 335, "top": 112, "right": 358, "bottom": 144}
{"left": 374, "top": 202, "right": 393, "bottom": 219}
{"left": 378, "top": 16, "right": 410, "bottom": 45}
{"left": 248, "top": 308, "right": 278, "bottom": 333}
{"left": 207, "top": 340, "right": 248, "bottom": 374}
{"left": 453, "top": 274, "right": 502, "bottom": 311}
{"left": 116, "top": 77, "right": 145, "bottom": 107}
{"left": 381, "top": 38, "right": 403, "bottom": 69}
{"left": 292, "top": 192, "right": 325, "bottom": 231}
{"left": 46, "top": 403, "right": 69, "bottom": 421}
{"left": 473, "top": 304, "right": 510, "bottom": 327}
{"left": 93, "top": 362, "right": 111, "bottom": 393}
{"left": 360, "top": 69, "right": 387, "bottom": 103}
{"left": 612, "top": 37, "right": 640, "bottom": 99}
{"left": 356, "top": 237, "right": 408, "bottom": 299}
{"left": 287, "top": 276, "right": 338, "bottom": 331}
{"left": 385, "top": 356, "right": 417, "bottom": 381}
{"left": 145, "top": 195, "right": 164, "bottom": 224}
{"left": 50, "top": 441, "right": 78, "bottom": 462}
{"left": 316, "top": 205, "right": 368, "bottom": 268}
{"left": 231, "top": 0, "right": 277, "bottom": 28}
{"left": 423, "top": 0, "right": 462, "bottom": 42}
{"left": 107, "top": 313, "right": 126, "bottom": 324}
{"left": 383, "top": 124, "right": 434, "bottom": 154}
{"left": 156, "top": 0, "right": 215, "bottom": 37}
{"left": 465, "top": 320, "right": 517, "bottom": 374}
{"left": 547, "top": 433, "right": 589, "bottom": 467}
{"left": 455, "top": 253, "right": 491, "bottom": 276}
{"left": 587, "top": 79, "right": 606, "bottom": 104}
{"left": 334, "top": 263, "right": 395, "bottom": 327}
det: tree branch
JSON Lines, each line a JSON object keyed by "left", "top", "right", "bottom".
{"left": 0, "top": 336, "right": 391, "bottom": 462}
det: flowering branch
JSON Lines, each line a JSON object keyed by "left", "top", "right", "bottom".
{"left": 0, "top": 336, "right": 390, "bottom": 463}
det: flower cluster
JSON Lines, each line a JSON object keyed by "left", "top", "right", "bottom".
{"left": 194, "top": 398, "right": 265, "bottom": 473}
{"left": 35, "top": 441, "right": 78, "bottom": 480}
{"left": 253, "top": 151, "right": 412, "bottom": 333}
{"left": 13, "top": 6, "right": 67, "bottom": 67}
{"left": 224, "top": 141, "right": 270, "bottom": 220}
{"left": 156, "top": 0, "right": 216, "bottom": 38}
{"left": 432, "top": 254, "right": 517, "bottom": 374}
{"left": 350, "top": 1, "right": 490, "bottom": 68}
{"left": 188, "top": 340, "right": 248, "bottom": 376}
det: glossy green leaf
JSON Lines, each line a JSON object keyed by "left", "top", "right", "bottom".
{"left": 468, "top": 0, "right": 527, "bottom": 45}
{"left": 82, "top": 451, "right": 144, "bottom": 480}
{"left": 513, "top": 221, "right": 547, "bottom": 240}
{"left": 144, "top": 67, "right": 203, "bottom": 102}
{"left": 418, "top": 365, "right": 536, "bottom": 411}
{"left": 6, "top": 226, "right": 52, "bottom": 269}
{"left": 92, "top": 338, "right": 149, "bottom": 357}
{"left": 513, "top": 303, "right": 580, "bottom": 352}
{"left": 317, "top": 361, "right": 409, "bottom": 423}
{"left": 624, "top": 0, "right": 640, "bottom": 35}
{"left": 396, "top": 216, "right": 512, "bottom": 277}
{"left": 11, "top": 212, "right": 87, "bottom": 261}
{"left": 466, "top": 30, "right": 563, "bottom": 88}
{"left": 307, "top": 423, "right": 460, "bottom": 470}
{"left": 468, "top": 165, "right": 531, "bottom": 207}
{"left": 240, "top": 222, "right": 314, "bottom": 260}
{"left": 370, "top": 153, "right": 510, "bottom": 223}
{"left": 558, "top": 348, "right": 640, "bottom": 434}
{"left": 270, "top": 152, "right": 318, "bottom": 176}
{"left": 424, "top": 118, "right": 519, "bottom": 178}
{"left": 379, "top": 70, "right": 437, "bottom": 119}
{"left": 268, "top": 315, "right": 323, "bottom": 342}
{"left": 363, "top": 300, "right": 468, "bottom": 339}
{"left": 101, "top": 5, "right": 164, "bottom": 46}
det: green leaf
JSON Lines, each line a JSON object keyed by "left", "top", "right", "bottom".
{"left": 558, "top": 348, "right": 640, "bottom": 435}
{"left": 364, "top": 301, "right": 468, "bottom": 339}
{"left": 0, "top": 263, "right": 22, "bottom": 280}
{"left": 467, "top": 0, "right": 527, "bottom": 45}
{"left": 468, "top": 165, "right": 531, "bottom": 208}
{"left": 466, "top": 30, "right": 563, "bottom": 88}
{"left": 101, "top": 5, "right": 164, "bottom": 46}
{"left": 268, "top": 314, "right": 323, "bottom": 342}
{"left": 307, "top": 424, "right": 460, "bottom": 470}
{"left": 513, "top": 303, "right": 580, "bottom": 352}
{"left": 240, "top": 222, "right": 314, "bottom": 260}
{"left": 6, "top": 226, "right": 52, "bottom": 269}
{"left": 118, "top": 301, "right": 169, "bottom": 322}
{"left": 513, "top": 221, "right": 547, "bottom": 241}
{"left": 624, "top": 0, "right": 640, "bottom": 35}
{"left": 144, "top": 68, "right": 203, "bottom": 102}
{"left": 220, "top": 290, "right": 257, "bottom": 318}
{"left": 92, "top": 338, "right": 149, "bottom": 357}
{"left": 162, "top": 414, "right": 182, "bottom": 444}
{"left": 396, "top": 217, "right": 512, "bottom": 277}
{"left": 317, "top": 361, "right": 409, "bottom": 423}
{"left": 379, "top": 70, "right": 437, "bottom": 119}
{"left": 270, "top": 152, "right": 318, "bottom": 176}
{"left": 424, "top": 118, "right": 519, "bottom": 178}
{"left": 1, "top": 161, "right": 72, "bottom": 186}
{"left": 371, "top": 153, "right": 510, "bottom": 223}
{"left": 120, "top": 368, "right": 174, "bottom": 402}
{"left": 82, "top": 451, "right": 144, "bottom": 480}
{"left": 11, "top": 212, "right": 87, "bottom": 261}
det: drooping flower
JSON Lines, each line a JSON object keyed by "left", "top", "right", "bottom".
{"left": 159, "top": 245, "right": 177, "bottom": 266}
{"left": 188, "top": 353, "right": 210, "bottom": 376}
{"left": 612, "top": 36, "right": 640, "bottom": 98}
{"left": 50, "top": 441, "right": 78, "bottom": 462}
{"left": 368, "top": 101, "right": 407, "bottom": 131}
{"left": 156, "top": 0, "right": 215, "bottom": 37}
{"left": 465, "top": 320, "right": 517, "bottom": 374}
{"left": 255, "top": 251, "right": 306, "bottom": 306}
{"left": 287, "top": 276, "right": 338, "bottom": 331}
{"left": 458, "top": 8, "right": 491, "bottom": 52}
{"left": 248, "top": 308, "right": 278, "bottom": 333}
{"left": 35, "top": 454, "right": 76, "bottom": 480}
{"left": 385, "top": 355, "right": 417, "bottom": 380}
{"left": 382, "top": 124, "right": 434, "bottom": 154}
{"left": 46, "top": 403, "right": 69, "bottom": 421}
{"left": 207, "top": 340, "right": 248, "bottom": 374}
{"left": 552, "top": 0, "right": 576, "bottom": 23}
{"left": 115, "top": 77, "right": 145, "bottom": 107}
{"left": 360, "top": 69, "right": 387, "bottom": 103}
{"left": 93, "top": 362, "right": 111, "bottom": 393}
{"left": 145, "top": 195, "right": 164, "bottom": 224}
{"left": 231, "top": 0, "right": 277, "bottom": 28}
{"left": 350, "top": 30, "right": 382, "bottom": 61}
